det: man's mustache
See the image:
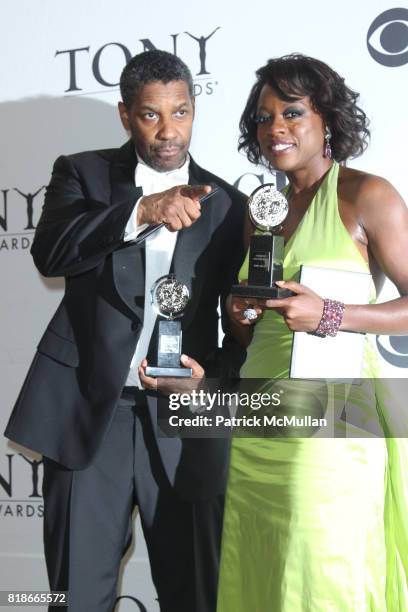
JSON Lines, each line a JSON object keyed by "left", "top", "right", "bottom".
{"left": 152, "top": 142, "right": 184, "bottom": 151}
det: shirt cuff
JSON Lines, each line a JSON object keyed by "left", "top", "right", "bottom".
{"left": 124, "top": 197, "right": 149, "bottom": 241}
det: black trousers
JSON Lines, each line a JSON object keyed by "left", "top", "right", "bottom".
{"left": 42, "top": 392, "right": 224, "bottom": 612}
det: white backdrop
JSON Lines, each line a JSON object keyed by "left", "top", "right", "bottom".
{"left": 1, "top": 1, "right": 408, "bottom": 610}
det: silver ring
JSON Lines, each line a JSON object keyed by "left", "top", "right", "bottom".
{"left": 243, "top": 308, "right": 258, "bottom": 321}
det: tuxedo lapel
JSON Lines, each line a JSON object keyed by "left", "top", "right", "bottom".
{"left": 111, "top": 141, "right": 145, "bottom": 321}
{"left": 109, "top": 140, "right": 140, "bottom": 206}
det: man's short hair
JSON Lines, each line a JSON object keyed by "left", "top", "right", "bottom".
{"left": 120, "top": 49, "right": 194, "bottom": 108}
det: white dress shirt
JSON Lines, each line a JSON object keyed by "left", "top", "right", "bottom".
{"left": 124, "top": 154, "right": 190, "bottom": 387}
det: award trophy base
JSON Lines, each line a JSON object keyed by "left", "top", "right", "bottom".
{"left": 145, "top": 320, "right": 192, "bottom": 378}
{"left": 231, "top": 284, "right": 293, "bottom": 299}
{"left": 231, "top": 234, "right": 294, "bottom": 299}
{"left": 145, "top": 367, "right": 192, "bottom": 377}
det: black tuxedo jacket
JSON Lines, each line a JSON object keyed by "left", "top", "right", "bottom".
{"left": 5, "top": 140, "right": 246, "bottom": 500}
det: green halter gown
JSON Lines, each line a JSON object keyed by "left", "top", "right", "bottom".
{"left": 217, "top": 162, "right": 408, "bottom": 611}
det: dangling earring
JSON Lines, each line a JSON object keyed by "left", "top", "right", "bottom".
{"left": 324, "top": 126, "right": 332, "bottom": 159}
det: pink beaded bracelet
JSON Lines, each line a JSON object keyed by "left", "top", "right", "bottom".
{"left": 314, "top": 298, "right": 345, "bottom": 337}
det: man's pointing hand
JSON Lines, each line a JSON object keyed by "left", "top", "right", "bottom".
{"left": 137, "top": 184, "right": 212, "bottom": 231}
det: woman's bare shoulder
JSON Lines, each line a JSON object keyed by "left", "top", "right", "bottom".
{"left": 338, "top": 165, "right": 404, "bottom": 212}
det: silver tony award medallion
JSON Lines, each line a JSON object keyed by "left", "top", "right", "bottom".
{"left": 145, "top": 274, "right": 192, "bottom": 377}
{"left": 232, "top": 184, "right": 293, "bottom": 299}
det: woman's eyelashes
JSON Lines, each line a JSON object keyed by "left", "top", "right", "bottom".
{"left": 253, "top": 108, "right": 305, "bottom": 124}
{"left": 284, "top": 108, "right": 304, "bottom": 119}
{"left": 253, "top": 113, "right": 271, "bottom": 124}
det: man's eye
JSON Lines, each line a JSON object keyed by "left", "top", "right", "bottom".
{"left": 175, "top": 110, "right": 188, "bottom": 117}
{"left": 253, "top": 114, "right": 271, "bottom": 125}
{"left": 144, "top": 112, "right": 157, "bottom": 120}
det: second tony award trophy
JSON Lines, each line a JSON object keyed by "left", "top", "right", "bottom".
{"left": 145, "top": 274, "right": 192, "bottom": 377}
{"left": 232, "top": 183, "right": 293, "bottom": 299}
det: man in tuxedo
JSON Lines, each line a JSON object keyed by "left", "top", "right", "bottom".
{"left": 5, "top": 50, "right": 246, "bottom": 611}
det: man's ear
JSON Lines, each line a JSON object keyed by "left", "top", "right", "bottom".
{"left": 118, "top": 101, "right": 130, "bottom": 131}
{"left": 191, "top": 96, "right": 195, "bottom": 119}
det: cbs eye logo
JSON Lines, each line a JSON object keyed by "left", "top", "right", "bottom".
{"left": 376, "top": 335, "right": 408, "bottom": 368}
{"left": 367, "top": 8, "right": 408, "bottom": 66}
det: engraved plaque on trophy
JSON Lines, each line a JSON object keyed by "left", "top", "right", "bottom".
{"left": 145, "top": 274, "right": 192, "bottom": 377}
{"left": 232, "top": 184, "right": 293, "bottom": 299}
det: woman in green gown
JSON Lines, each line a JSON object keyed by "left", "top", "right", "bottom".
{"left": 217, "top": 55, "right": 408, "bottom": 611}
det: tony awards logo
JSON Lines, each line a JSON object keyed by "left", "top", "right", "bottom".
{"left": 0, "top": 186, "right": 44, "bottom": 252}
{"left": 55, "top": 27, "right": 222, "bottom": 96}
{"left": 0, "top": 453, "right": 43, "bottom": 518}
